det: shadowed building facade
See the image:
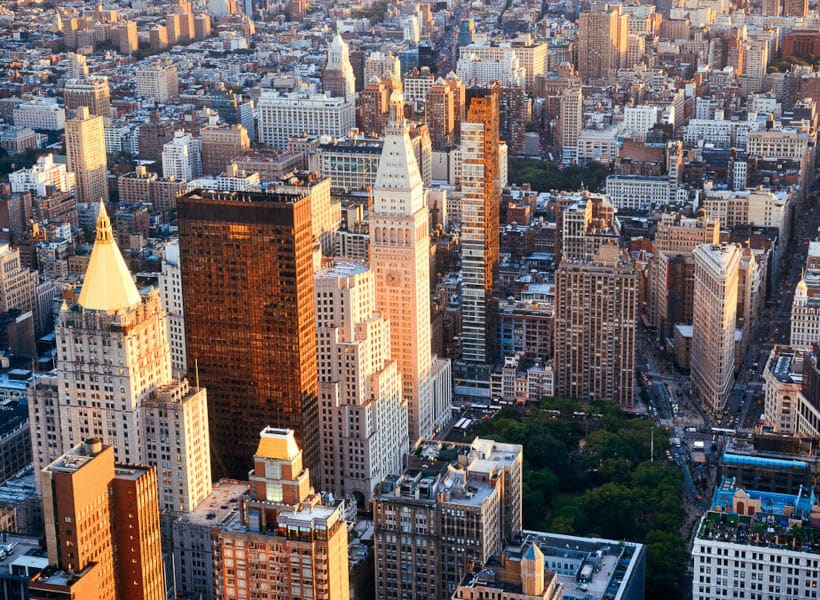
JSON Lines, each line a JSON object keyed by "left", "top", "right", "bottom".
{"left": 177, "top": 189, "right": 319, "bottom": 480}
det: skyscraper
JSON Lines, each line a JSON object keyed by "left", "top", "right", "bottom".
{"left": 553, "top": 244, "right": 638, "bottom": 407}
{"left": 162, "top": 130, "right": 202, "bottom": 181}
{"left": 358, "top": 77, "right": 391, "bottom": 137}
{"left": 426, "top": 77, "right": 457, "bottom": 150}
{"left": 558, "top": 85, "right": 582, "bottom": 163}
{"left": 370, "top": 91, "right": 438, "bottom": 443}
{"left": 33, "top": 203, "right": 212, "bottom": 511}
{"left": 178, "top": 188, "right": 320, "bottom": 479}
{"left": 322, "top": 32, "right": 356, "bottom": 102}
{"left": 314, "top": 261, "right": 408, "bottom": 506}
{"left": 200, "top": 124, "right": 250, "bottom": 176}
{"left": 65, "top": 106, "right": 108, "bottom": 204}
{"left": 32, "top": 440, "right": 164, "bottom": 600}
{"left": 460, "top": 84, "right": 501, "bottom": 367}
{"left": 57, "top": 203, "right": 170, "bottom": 465}
{"left": 577, "top": 4, "right": 628, "bottom": 84}
{"left": 63, "top": 76, "right": 110, "bottom": 120}
{"left": 691, "top": 243, "right": 741, "bottom": 415}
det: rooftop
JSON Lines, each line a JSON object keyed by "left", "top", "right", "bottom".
{"left": 698, "top": 478, "right": 820, "bottom": 553}
{"left": 518, "top": 530, "right": 644, "bottom": 600}
{"left": 177, "top": 479, "right": 248, "bottom": 528}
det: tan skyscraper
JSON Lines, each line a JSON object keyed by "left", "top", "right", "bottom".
{"left": 426, "top": 77, "right": 457, "bottom": 150}
{"left": 31, "top": 203, "right": 212, "bottom": 511}
{"left": 314, "top": 261, "right": 408, "bottom": 506}
{"left": 31, "top": 440, "right": 164, "bottom": 600}
{"left": 370, "top": 91, "right": 440, "bottom": 443}
{"left": 577, "top": 4, "right": 628, "bottom": 84}
{"left": 358, "top": 77, "right": 391, "bottom": 137}
{"left": 652, "top": 212, "right": 720, "bottom": 334}
{"left": 63, "top": 76, "right": 111, "bottom": 120}
{"left": 213, "top": 427, "right": 350, "bottom": 600}
{"left": 691, "top": 243, "right": 741, "bottom": 415}
{"left": 554, "top": 244, "right": 638, "bottom": 407}
{"left": 558, "top": 84, "right": 582, "bottom": 163}
{"left": 65, "top": 106, "right": 109, "bottom": 204}
{"left": 200, "top": 124, "right": 250, "bottom": 175}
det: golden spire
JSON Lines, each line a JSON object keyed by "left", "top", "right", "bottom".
{"left": 77, "top": 200, "right": 142, "bottom": 313}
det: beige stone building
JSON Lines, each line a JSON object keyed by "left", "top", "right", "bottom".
{"left": 554, "top": 244, "right": 638, "bottom": 407}
{"left": 200, "top": 124, "right": 250, "bottom": 176}
{"left": 65, "top": 106, "right": 109, "bottom": 204}
{"left": 691, "top": 243, "right": 741, "bottom": 415}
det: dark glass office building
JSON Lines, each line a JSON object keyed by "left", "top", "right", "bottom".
{"left": 177, "top": 189, "right": 319, "bottom": 479}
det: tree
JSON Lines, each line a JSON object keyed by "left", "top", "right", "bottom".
{"left": 645, "top": 529, "right": 689, "bottom": 598}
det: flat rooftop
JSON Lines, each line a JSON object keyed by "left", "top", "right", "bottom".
{"left": 517, "top": 531, "right": 644, "bottom": 600}
{"left": 0, "top": 534, "right": 45, "bottom": 578}
{"left": 179, "top": 479, "right": 248, "bottom": 528}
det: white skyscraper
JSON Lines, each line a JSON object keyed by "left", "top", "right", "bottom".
{"left": 314, "top": 260, "right": 408, "bottom": 506}
{"left": 370, "top": 91, "right": 436, "bottom": 444}
{"left": 158, "top": 239, "right": 186, "bottom": 375}
{"left": 162, "top": 130, "right": 202, "bottom": 181}
{"left": 34, "top": 203, "right": 212, "bottom": 511}
{"left": 322, "top": 31, "right": 356, "bottom": 102}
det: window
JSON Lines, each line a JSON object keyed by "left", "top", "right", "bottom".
{"left": 266, "top": 482, "right": 283, "bottom": 502}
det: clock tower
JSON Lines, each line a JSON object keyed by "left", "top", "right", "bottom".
{"left": 370, "top": 90, "right": 436, "bottom": 444}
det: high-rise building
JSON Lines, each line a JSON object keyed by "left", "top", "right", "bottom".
{"left": 178, "top": 188, "right": 320, "bottom": 479}
{"left": 554, "top": 244, "right": 638, "bottom": 407}
{"left": 370, "top": 91, "right": 440, "bottom": 443}
{"left": 200, "top": 124, "right": 250, "bottom": 176}
{"left": 460, "top": 84, "right": 501, "bottom": 366}
{"left": 65, "top": 106, "right": 108, "bottom": 204}
{"left": 652, "top": 211, "right": 720, "bottom": 334}
{"left": 426, "top": 77, "right": 457, "bottom": 151}
{"left": 136, "top": 58, "right": 179, "bottom": 102}
{"left": 10, "top": 153, "right": 75, "bottom": 196}
{"left": 142, "top": 379, "right": 211, "bottom": 513}
{"left": 691, "top": 243, "right": 741, "bottom": 415}
{"left": 158, "top": 239, "right": 186, "bottom": 374}
{"left": 559, "top": 192, "right": 619, "bottom": 263}
{"left": 693, "top": 477, "right": 818, "bottom": 600}
{"left": 0, "top": 244, "right": 37, "bottom": 321}
{"left": 265, "top": 171, "right": 341, "bottom": 256}
{"left": 558, "top": 85, "right": 582, "bottom": 163}
{"left": 162, "top": 130, "right": 202, "bottom": 181}
{"left": 31, "top": 440, "right": 164, "bottom": 600}
{"left": 322, "top": 32, "right": 356, "bottom": 102}
{"left": 63, "top": 76, "right": 110, "bottom": 120}
{"left": 577, "top": 4, "right": 628, "bottom": 84}
{"left": 373, "top": 438, "right": 523, "bottom": 600}
{"left": 783, "top": 0, "right": 808, "bottom": 16}
{"left": 454, "top": 542, "right": 563, "bottom": 600}
{"left": 213, "top": 427, "right": 350, "bottom": 600}
{"left": 314, "top": 261, "right": 408, "bottom": 506}
{"left": 762, "top": 346, "right": 803, "bottom": 433}
{"left": 358, "top": 77, "right": 391, "bottom": 137}
{"left": 34, "top": 204, "right": 211, "bottom": 511}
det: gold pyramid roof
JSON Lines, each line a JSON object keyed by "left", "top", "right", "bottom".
{"left": 77, "top": 201, "right": 142, "bottom": 313}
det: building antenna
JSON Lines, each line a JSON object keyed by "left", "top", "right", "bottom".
{"left": 195, "top": 357, "right": 200, "bottom": 389}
